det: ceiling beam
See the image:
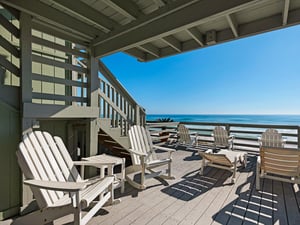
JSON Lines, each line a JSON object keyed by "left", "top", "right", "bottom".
{"left": 101, "top": 0, "right": 140, "bottom": 21}
{"left": 124, "top": 48, "right": 146, "bottom": 62}
{"left": 0, "top": 0, "right": 102, "bottom": 39}
{"left": 93, "top": 0, "right": 263, "bottom": 58}
{"left": 226, "top": 13, "right": 239, "bottom": 37}
{"left": 1, "top": 3, "right": 20, "bottom": 19}
{"left": 153, "top": 0, "right": 166, "bottom": 8}
{"left": 282, "top": 0, "right": 290, "bottom": 25}
{"left": 137, "top": 43, "right": 160, "bottom": 58}
{"left": 32, "top": 20, "right": 90, "bottom": 46}
{"left": 162, "top": 36, "right": 181, "bottom": 52}
{"left": 144, "top": 9, "right": 300, "bottom": 61}
{"left": 186, "top": 27, "right": 204, "bottom": 46}
{"left": 51, "top": 0, "right": 118, "bottom": 33}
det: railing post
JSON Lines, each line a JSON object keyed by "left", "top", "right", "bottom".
{"left": 136, "top": 105, "right": 141, "bottom": 125}
{"left": 297, "top": 126, "right": 300, "bottom": 149}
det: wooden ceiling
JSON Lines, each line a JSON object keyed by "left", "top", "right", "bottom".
{"left": 1, "top": 0, "right": 300, "bottom": 61}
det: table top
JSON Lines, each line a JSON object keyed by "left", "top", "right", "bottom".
{"left": 82, "top": 154, "right": 125, "bottom": 164}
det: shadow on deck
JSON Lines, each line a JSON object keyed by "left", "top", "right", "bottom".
{"left": 2, "top": 149, "right": 300, "bottom": 225}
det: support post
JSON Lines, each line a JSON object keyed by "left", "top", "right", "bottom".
{"left": 19, "top": 11, "right": 34, "bottom": 209}
{"left": 85, "top": 48, "right": 100, "bottom": 177}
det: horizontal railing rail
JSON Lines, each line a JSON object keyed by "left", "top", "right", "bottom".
{"left": 147, "top": 121, "right": 300, "bottom": 154}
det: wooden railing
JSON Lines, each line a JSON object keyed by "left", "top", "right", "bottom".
{"left": 98, "top": 60, "right": 146, "bottom": 136}
{"left": 147, "top": 121, "right": 300, "bottom": 154}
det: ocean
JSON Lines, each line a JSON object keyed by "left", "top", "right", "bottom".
{"left": 146, "top": 114, "right": 300, "bottom": 126}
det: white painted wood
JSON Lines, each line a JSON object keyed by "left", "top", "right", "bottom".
{"left": 212, "top": 126, "right": 234, "bottom": 149}
{"left": 259, "top": 128, "right": 285, "bottom": 147}
{"left": 17, "top": 130, "right": 116, "bottom": 225}
{"left": 176, "top": 124, "right": 198, "bottom": 149}
{"left": 256, "top": 146, "right": 300, "bottom": 190}
{"left": 199, "top": 149, "right": 247, "bottom": 183}
{"left": 126, "top": 125, "right": 175, "bottom": 189}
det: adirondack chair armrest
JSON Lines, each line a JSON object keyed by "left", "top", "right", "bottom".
{"left": 228, "top": 135, "right": 235, "bottom": 140}
{"left": 24, "top": 179, "right": 87, "bottom": 192}
{"left": 128, "top": 148, "right": 147, "bottom": 156}
{"left": 153, "top": 145, "right": 176, "bottom": 153}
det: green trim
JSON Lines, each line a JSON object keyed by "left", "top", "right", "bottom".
{"left": 0, "top": 98, "right": 19, "bottom": 112}
{"left": 0, "top": 206, "right": 20, "bottom": 220}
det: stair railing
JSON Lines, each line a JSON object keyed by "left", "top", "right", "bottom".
{"left": 98, "top": 60, "right": 146, "bottom": 136}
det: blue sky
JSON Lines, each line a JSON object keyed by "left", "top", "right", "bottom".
{"left": 102, "top": 25, "right": 300, "bottom": 115}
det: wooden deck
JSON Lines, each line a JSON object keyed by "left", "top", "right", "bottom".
{"left": 3, "top": 149, "right": 300, "bottom": 225}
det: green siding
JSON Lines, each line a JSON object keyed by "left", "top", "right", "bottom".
{"left": 0, "top": 101, "right": 21, "bottom": 220}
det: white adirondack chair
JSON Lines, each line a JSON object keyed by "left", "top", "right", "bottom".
{"left": 16, "top": 131, "right": 117, "bottom": 225}
{"left": 258, "top": 128, "right": 286, "bottom": 147}
{"left": 126, "top": 125, "right": 175, "bottom": 189}
{"left": 212, "top": 126, "right": 234, "bottom": 150}
{"left": 256, "top": 147, "right": 300, "bottom": 190}
{"left": 199, "top": 149, "right": 247, "bottom": 183}
{"left": 176, "top": 124, "right": 198, "bottom": 149}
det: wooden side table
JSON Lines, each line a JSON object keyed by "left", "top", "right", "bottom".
{"left": 82, "top": 154, "right": 125, "bottom": 193}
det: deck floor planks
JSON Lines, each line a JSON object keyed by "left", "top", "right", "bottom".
{"left": 209, "top": 162, "right": 253, "bottom": 225}
{"left": 257, "top": 177, "right": 274, "bottom": 224}
{"left": 208, "top": 160, "right": 255, "bottom": 225}
{"left": 3, "top": 149, "right": 300, "bottom": 225}
{"left": 241, "top": 164, "right": 262, "bottom": 225}
{"left": 282, "top": 182, "right": 300, "bottom": 225}
{"left": 272, "top": 180, "right": 288, "bottom": 225}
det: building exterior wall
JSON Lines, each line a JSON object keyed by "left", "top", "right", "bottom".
{"left": 0, "top": 101, "right": 21, "bottom": 220}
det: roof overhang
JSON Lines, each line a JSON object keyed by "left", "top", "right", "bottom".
{"left": 1, "top": 0, "right": 300, "bottom": 62}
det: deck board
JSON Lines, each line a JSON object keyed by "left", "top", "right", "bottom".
{"left": 2, "top": 149, "right": 300, "bottom": 225}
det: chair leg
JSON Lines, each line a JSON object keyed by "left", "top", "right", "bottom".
{"left": 200, "top": 158, "right": 205, "bottom": 175}
{"left": 231, "top": 157, "right": 237, "bottom": 183}
{"left": 141, "top": 164, "right": 146, "bottom": 188}
{"left": 256, "top": 162, "right": 261, "bottom": 190}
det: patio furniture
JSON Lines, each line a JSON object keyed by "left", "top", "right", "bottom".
{"left": 82, "top": 154, "right": 126, "bottom": 193}
{"left": 212, "top": 126, "right": 235, "bottom": 150}
{"left": 256, "top": 146, "right": 300, "bottom": 190}
{"left": 126, "top": 125, "right": 175, "bottom": 189}
{"left": 16, "top": 130, "right": 116, "bottom": 225}
{"left": 258, "top": 128, "right": 286, "bottom": 147}
{"left": 198, "top": 149, "right": 247, "bottom": 183}
{"left": 176, "top": 124, "right": 198, "bottom": 149}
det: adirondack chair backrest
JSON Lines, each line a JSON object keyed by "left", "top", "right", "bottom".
{"left": 128, "top": 125, "right": 157, "bottom": 165}
{"left": 260, "top": 147, "right": 300, "bottom": 177}
{"left": 261, "top": 128, "right": 284, "bottom": 147}
{"left": 177, "top": 124, "right": 192, "bottom": 144}
{"left": 201, "top": 153, "right": 233, "bottom": 167}
{"left": 17, "top": 131, "right": 82, "bottom": 208}
{"left": 213, "top": 126, "right": 229, "bottom": 147}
